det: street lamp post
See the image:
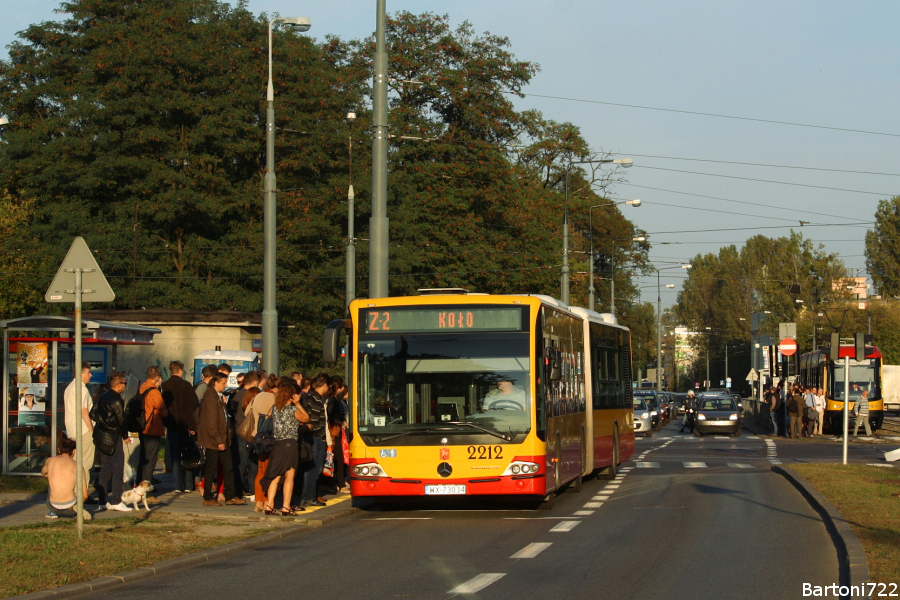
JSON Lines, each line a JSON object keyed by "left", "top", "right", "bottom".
{"left": 345, "top": 112, "right": 356, "bottom": 309}
{"left": 657, "top": 265, "right": 691, "bottom": 391}
{"left": 562, "top": 158, "right": 632, "bottom": 305}
{"left": 264, "top": 15, "right": 311, "bottom": 375}
{"left": 587, "top": 203, "right": 642, "bottom": 313}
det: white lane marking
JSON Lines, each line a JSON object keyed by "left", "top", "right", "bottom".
{"left": 714, "top": 436, "right": 730, "bottom": 439}
{"left": 684, "top": 462, "right": 707, "bottom": 468}
{"left": 574, "top": 510, "right": 595, "bottom": 516}
{"left": 510, "top": 543, "right": 552, "bottom": 559}
{"left": 583, "top": 502, "right": 604, "bottom": 508}
{"left": 593, "top": 495, "right": 612, "bottom": 501}
{"left": 369, "top": 517, "right": 433, "bottom": 520}
{"left": 727, "top": 463, "right": 754, "bottom": 469}
{"left": 770, "top": 460, "right": 783, "bottom": 464}
{"left": 448, "top": 573, "right": 506, "bottom": 594}
{"left": 747, "top": 435, "right": 759, "bottom": 439}
{"left": 605, "top": 484, "right": 620, "bottom": 489}
{"left": 550, "top": 520, "right": 581, "bottom": 532}
{"left": 636, "top": 462, "right": 660, "bottom": 468}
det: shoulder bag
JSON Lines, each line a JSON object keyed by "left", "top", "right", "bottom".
{"left": 236, "top": 397, "right": 256, "bottom": 443}
{"left": 254, "top": 407, "right": 276, "bottom": 455}
{"left": 181, "top": 434, "right": 206, "bottom": 471}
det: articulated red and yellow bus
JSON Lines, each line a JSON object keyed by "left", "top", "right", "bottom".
{"left": 798, "top": 345, "right": 884, "bottom": 432}
{"left": 323, "top": 290, "right": 635, "bottom": 504}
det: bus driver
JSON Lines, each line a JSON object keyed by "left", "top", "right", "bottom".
{"left": 484, "top": 378, "right": 526, "bottom": 410}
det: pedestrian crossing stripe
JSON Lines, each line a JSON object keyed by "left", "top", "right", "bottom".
{"left": 727, "top": 463, "right": 754, "bottom": 468}
{"left": 684, "top": 462, "right": 707, "bottom": 468}
{"left": 636, "top": 462, "right": 660, "bottom": 468}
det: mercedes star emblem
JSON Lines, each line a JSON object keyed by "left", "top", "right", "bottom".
{"left": 437, "top": 462, "right": 453, "bottom": 478}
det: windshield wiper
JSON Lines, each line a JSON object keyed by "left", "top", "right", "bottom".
{"left": 372, "top": 423, "right": 511, "bottom": 443}
{"left": 446, "top": 421, "right": 512, "bottom": 441}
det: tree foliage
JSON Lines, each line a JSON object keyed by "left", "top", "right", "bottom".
{"left": 0, "top": 5, "right": 648, "bottom": 369}
{"left": 866, "top": 196, "right": 900, "bottom": 297}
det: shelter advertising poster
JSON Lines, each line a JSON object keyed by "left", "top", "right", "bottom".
{"left": 16, "top": 342, "right": 49, "bottom": 385}
{"left": 16, "top": 384, "right": 47, "bottom": 426}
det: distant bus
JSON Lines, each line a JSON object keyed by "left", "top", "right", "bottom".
{"left": 323, "top": 291, "right": 635, "bottom": 505}
{"left": 798, "top": 345, "right": 884, "bottom": 432}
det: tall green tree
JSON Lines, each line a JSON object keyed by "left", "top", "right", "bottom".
{"left": 866, "top": 196, "right": 900, "bottom": 297}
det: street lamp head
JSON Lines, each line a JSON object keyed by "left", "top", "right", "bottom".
{"left": 0, "top": 117, "right": 8, "bottom": 126}
{"left": 633, "top": 236, "right": 646, "bottom": 242}
{"left": 680, "top": 264, "right": 692, "bottom": 269}
{"left": 612, "top": 158, "right": 633, "bottom": 168}
{"left": 665, "top": 284, "right": 675, "bottom": 289}
{"left": 626, "top": 199, "right": 641, "bottom": 207}
{"left": 346, "top": 111, "right": 357, "bottom": 125}
{"left": 282, "top": 16, "right": 311, "bottom": 31}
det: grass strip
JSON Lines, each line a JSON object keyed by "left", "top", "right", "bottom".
{"left": 0, "top": 475, "right": 47, "bottom": 494}
{"left": 791, "top": 464, "right": 900, "bottom": 584}
{"left": 0, "top": 512, "right": 289, "bottom": 598}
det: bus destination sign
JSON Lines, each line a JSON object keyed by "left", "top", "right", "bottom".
{"left": 363, "top": 306, "right": 524, "bottom": 334}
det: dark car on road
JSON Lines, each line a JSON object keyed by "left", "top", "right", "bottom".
{"left": 694, "top": 394, "right": 741, "bottom": 437}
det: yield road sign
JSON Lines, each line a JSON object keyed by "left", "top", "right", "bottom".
{"left": 45, "top": 237, "right": 115, "bottom": 303}
{"left": 779, "top": 338, "right": 798, "bottom": 356}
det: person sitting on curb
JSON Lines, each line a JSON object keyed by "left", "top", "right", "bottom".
{"left": 42, "top": 437, "right": 91, "bottom": 521}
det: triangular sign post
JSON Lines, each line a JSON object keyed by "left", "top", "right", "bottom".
{"left": 45, "top": 237, "right": 115, "bottom": 303}
{"left": 44, "top": 236, "right": 115, "bottom": 538}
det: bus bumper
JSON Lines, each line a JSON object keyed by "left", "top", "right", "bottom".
{"left": 349, "top": 473, "right": 547, "bottom": 497}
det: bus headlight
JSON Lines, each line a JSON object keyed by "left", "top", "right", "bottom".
{"left": 503, "top": 461, "right": 540, "bottom": 476}
{"left": 352, "top": 462, "right": 389, "bottom": 478}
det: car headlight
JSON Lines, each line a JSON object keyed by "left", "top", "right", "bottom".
{"left": 697, "top": 413, "right": 706, "bottom": 420}
{"left": 729, "top": 414, "right": 738, "bottom": 421}
{"left": 641, "top": 412, "right": 649, "bottom": 419}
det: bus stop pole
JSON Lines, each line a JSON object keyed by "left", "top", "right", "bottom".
{"left": 842, "top": 355, "right": 849, "bottom": 465}
{"left": 74, "top": 268, "right": 84, "bottom": 537}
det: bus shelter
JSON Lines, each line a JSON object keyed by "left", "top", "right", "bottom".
{"left": 1, "top": 316, "right": 161, "bottom": 476}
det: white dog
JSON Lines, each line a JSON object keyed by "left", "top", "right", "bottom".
{"left": 120, "top": 480, "right": 152, "bottom": 511}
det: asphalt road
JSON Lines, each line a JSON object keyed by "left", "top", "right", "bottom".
{"left": 87, "top": 422, "right": 843, "bottom": 600}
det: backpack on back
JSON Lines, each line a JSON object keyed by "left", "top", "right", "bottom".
{"left": 125, "top": 388, "right": 150, "bottom": 433}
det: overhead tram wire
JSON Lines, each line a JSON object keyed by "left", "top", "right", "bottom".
{"left": 633, "top": 199, "right": 820, "bottom": 223}
{"left": 622, "top": 154, "right": 900, "bottom": 178}
{"left": 619, "top": 183, "right": 873, "bottom": 224}
{"left": 507, "top": 91, "right": 900, "bottom": 139}
{"left": 633, "top": 165, "right": 896, "bottom": 197}
{"left": 646, "top": 222, "right": 873, "bottom": 236}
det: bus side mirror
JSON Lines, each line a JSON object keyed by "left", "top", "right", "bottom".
{"left": 323, "top": 319, "right": 350, "bottom": 363}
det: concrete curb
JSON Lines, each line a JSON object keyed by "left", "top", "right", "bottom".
{"left": 8, "top": 505, "right": 362, "bottom": 599}
{"left": 772, "top": 465, "right": 870, "bottom": 591}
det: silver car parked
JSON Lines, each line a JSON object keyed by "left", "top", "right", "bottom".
{"left": 633, "top": 396, "right": 653, "bottom": 437}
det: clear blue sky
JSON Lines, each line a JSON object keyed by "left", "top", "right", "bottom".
{"left": 3, "top": 1, "right": 898, "bottom": 310}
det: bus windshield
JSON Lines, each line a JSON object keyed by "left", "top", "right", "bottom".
{"left": 831, "top": 360, "right": 880, "bottom": 401}
{"left": 356, "top": 331, "right": 531, "bottom": 441}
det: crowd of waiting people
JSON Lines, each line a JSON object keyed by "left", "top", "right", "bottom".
{"left": 48, "top": 361, "right": 349, "bottom": 519}
{"left": 763, "top": 381, "right": 875, "bottom": 439}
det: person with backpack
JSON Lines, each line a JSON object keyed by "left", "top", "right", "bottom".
{"left": 137, "top": 366, "right": 167, "bottom": 490}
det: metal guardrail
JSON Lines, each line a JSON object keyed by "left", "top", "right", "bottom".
{"left": 742, "top": 398, "right": 774, "bottom": 434}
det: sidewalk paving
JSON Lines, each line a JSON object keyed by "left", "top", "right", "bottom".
{"left": 1, "top": 468, "right": 354, "bottom": 528}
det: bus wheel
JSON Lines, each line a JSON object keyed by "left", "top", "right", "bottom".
{"left": 603, "top": 429, "right": 619, "bottom": 480}
{"left": 539, "top": 493, "right": 555, "bottom": 510}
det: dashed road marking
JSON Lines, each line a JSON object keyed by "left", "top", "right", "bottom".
{"left": 727, "top": 463, "right": 754, "bottom": 468}
{"left": 510, "top": 543, "right": 552, "bottom": 559}
{"left": 550, "top": 520, "right": 581, "bottom": 532}
{"left": 574, "top": 510, "right": 595, "bottom": 516}
{"left": 636, "top": 462, "right": 660, "bottom": 468}
{"left": 448, "top": 573, "right": 506, "bottom": 594}
{"left": 583, "top": 502, "right": 603, "bottom": 508}
{"left": 684, "top": 462, "right": 707, "bottom": 468}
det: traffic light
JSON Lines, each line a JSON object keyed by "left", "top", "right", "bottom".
{"left": 830, "top": 333, "right": 840, "bottom": 357}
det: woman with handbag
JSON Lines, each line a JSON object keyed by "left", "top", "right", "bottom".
{"left": 247, "top": 373, "right": 278, "bottom": 512}
{"left": 259, "top": 382, "right": 309, "bottom": 515}
{"left": 91, "top": 372, "right": 134, "bottom": 512}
